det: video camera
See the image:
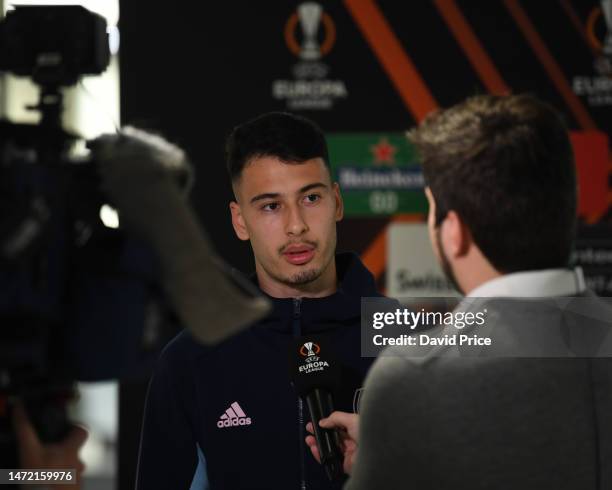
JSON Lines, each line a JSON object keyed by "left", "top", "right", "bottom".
{"left": 0, "top": 5, "right": 180, "bottom": 464}
{"left": 0, "top": 6, "right": 270, "bottom": 472}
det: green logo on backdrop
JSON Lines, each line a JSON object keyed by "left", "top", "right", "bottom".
{"left": 327, "top": 133, "right": 427, "bottom": 217}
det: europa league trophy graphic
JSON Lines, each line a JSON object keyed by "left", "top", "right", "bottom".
{"left": 304, "top": 342, "right": 317, "bottom": 357}
{"left": 298, "top": 2, "right": 323, "bottom": 60}
{"left": 603, "top": 0, "right": 612, "bottom": 56}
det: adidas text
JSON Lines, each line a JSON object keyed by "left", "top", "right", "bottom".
{"left": 217, "top": 417, "right": 252, "bottom": 429}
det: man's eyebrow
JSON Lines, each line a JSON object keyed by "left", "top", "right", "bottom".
{"left": 249, "top": 183, "right": 328, "bottom": 205}
{"left": 299, "top": 182, "right": 328, "bottom": 194}
{"left": 250, "top": 192, "right": 280, "bottom": 204}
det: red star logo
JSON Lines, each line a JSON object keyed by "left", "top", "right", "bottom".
{"left": 370, "top": 138, "right": 397, "bottom": 165}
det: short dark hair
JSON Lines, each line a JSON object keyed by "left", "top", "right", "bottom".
{"left": 408, "top": 94, "right": 577, "bottom": 273}
{"left": 226, "top": 112, "right": 330, "bottom": 182}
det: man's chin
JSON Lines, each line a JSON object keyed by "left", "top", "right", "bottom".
{"left": 284, "top": 267, "right": 322, "bottom": 286}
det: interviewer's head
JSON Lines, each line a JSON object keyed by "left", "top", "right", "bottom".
{"left": 408, "top": 94, "right": 577, "bottom": 295}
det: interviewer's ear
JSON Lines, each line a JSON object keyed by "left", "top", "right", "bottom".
{"left": 440, "top": 210, "right": 470, "bottom": 259}
{"left": 424, "top": 187, "right": 436, "bottom": 226}
{"left": 230, "top": 201, "right": 249, "bottom": 241}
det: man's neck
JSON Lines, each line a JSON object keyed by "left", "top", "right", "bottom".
{"left": 256, "top": 262, "right": 338, "bottom": 299}
{"left": 454, "top": 247, "right": 502, "bottom": 295}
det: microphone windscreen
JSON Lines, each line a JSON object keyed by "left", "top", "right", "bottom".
{"left": 91, "top": 128, "right": 271, "bottom": 344}
{"left": 288, "top": 335, "right": 340, "bottom": 397}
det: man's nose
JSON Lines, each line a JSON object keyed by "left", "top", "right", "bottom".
{"left": 286, "top": 205, "right": 309, "bottom": 236}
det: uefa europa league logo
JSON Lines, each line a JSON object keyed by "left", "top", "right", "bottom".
{"left": 297, "top": 2, "right": 323, "bottom": 60}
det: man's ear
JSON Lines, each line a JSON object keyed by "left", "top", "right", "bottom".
{"left": 424, "top": 187, "right": 436, "bottom": 226}
{"left": 229, "top": 201, "right": 250, "bottom": 241}
{"left": 440, "top": 210, "right": 471, "bottom": 258}
{"left": 332, "top": 182, "right": 344, "bottom": 222}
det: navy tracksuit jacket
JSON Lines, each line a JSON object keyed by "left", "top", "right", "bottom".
{"left": 136, "top": 253, "right": 381, "bottom": 489}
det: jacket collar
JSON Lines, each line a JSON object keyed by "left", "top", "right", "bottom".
{"left": 253, "top": 252, "right": 380, "bottom": 333}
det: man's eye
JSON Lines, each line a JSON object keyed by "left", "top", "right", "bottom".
{"left": 262, "top": 202, "right": 279, "bottom": 211}
{"left": 304, "top": 194, "right": 320, "bottom": 204}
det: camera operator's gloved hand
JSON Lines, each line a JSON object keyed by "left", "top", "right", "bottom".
{"left": 12, "top": 401, "right": 87, "bottom": 490}
{"left": 88, "top": 127, "right": 270, "bottom": 345}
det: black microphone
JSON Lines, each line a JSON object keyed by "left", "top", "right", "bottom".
{"left": 289, "top": 335, "right": 343, "bottom": 481}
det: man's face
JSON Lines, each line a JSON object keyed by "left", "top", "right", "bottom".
{"left": 230, "top": 156, "right": 343, "bottom": 292}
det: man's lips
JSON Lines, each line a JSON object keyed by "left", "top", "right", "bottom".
{"left": 282, "top": 244, "right": 315, "bottom": 265}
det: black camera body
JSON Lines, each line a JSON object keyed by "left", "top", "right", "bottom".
{"left": 0, "top": 5, "right": 109, "bottom": 86}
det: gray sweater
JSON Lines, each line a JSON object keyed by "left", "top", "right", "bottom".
{"left": 346, "top": 294, "right": 612, "bottom": 490}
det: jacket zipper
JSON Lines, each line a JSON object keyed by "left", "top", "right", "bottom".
{"left": 293, "top": 298, "right": 306, "bottom": 490}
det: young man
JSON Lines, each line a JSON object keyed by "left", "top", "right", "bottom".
{"left": 136, "top": 112, "right": 379, "bottom": 489}
{"left": 306, "top": 94, "right": 612, "bottom": 489}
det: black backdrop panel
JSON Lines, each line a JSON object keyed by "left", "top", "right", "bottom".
{"left": 118, "top": 1, "right": 612, "bottom": 487}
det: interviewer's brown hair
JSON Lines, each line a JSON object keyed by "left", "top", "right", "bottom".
{"left": 408, "top": 94, "right": 577, "bottom": 273}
